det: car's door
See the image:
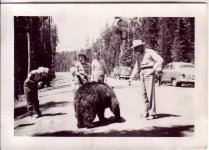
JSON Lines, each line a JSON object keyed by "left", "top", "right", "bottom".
{"left": 168, "top": 64, "right": 176, "bottom": 80}
{"left": 162, "top": 64, "right": 170, "bottom": 82}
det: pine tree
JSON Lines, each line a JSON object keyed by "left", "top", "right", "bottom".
{"left": 139, "top": 17, "right": 160, "bottom": 49}
{"left": 120, "top": 48, "right": 134, "bottom": 67}
{"left": 157, "top": 18, "right": 177, "bottom": 64}
{"left": 184, "top": 18, "right": 195, "bottom": 63}
{"left": 171, "top": 18, "right": 191, "bottom": 62}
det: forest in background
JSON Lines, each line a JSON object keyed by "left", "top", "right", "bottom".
{"left": 55, "top": 17, "right": 194, "bottom": 74}
{"left": 14, "top": 16, "right": 58, "bottom": 99}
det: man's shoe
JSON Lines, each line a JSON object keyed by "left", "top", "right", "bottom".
{"left": 147, "top": 115, "right": 155, "bottom": 120}
{"left": 139, "top": 113, "right": 149, "bottom": 118}
{"left": 36, "top": 112, "right": 42, "bottom": 118}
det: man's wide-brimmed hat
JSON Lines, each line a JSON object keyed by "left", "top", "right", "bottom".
{"left": 131, "top": 40, "right": 145, "bottom": 49}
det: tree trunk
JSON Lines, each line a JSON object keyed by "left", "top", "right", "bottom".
{"left": 27, "top": 32, "right": 31, "bottom": 74}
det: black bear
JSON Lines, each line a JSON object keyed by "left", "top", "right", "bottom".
{"left": 74, "top": 82, "right": 121, "bottom": 128}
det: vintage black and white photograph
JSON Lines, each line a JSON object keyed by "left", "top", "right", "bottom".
{"left": 1, "top": 3, "right": 207, "bottom": 150}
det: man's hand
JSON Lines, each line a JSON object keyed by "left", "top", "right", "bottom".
{"left": 38, "top": 82, "right": 43, "bottom": 89}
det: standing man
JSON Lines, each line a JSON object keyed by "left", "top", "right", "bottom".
{"left": 129, "top": 40, "right": 164, "bottom": 120}
{"left": 91, "top": 50, "right": 107, "bottom": 83}
{"left": 74, "top": 53, "right": 91, "bottom": 92}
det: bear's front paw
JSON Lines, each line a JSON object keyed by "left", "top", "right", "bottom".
{"left": 77, "top": 122, "right": 85, "bottom": 128}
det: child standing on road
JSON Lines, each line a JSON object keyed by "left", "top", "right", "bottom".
{"left": 24, "top": 67, "right": 49, "bottom": 118}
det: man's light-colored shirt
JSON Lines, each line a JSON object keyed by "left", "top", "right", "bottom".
{"left": 131, "top": 48, "right": 164, "bottom": 78}
{"left": 140, "top": 48, "right": 163, "bottom": 70}
{"left": 91, "top": 59, "right": 107, "bottom": 76}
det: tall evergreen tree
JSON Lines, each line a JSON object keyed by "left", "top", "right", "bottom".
{"left": 139, "top": 17, "right": 160, "bottom": 49}
{"left": 157, "top": 18, "right": 177, "bottom": 64}
{"left": 184, "top": 18, "right": 195, "bottom": 63}
{"left": 171, "top": 18, "right": 192, "bottom": 62}
{"left": 120, "top": 48, "right": 134, "bottom": 67}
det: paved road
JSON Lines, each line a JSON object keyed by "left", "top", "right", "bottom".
{"left": 14, "top": 72, "right": 194, "bottom": 137}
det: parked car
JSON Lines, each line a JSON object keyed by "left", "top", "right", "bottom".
{"left": 161, "top": 62, "right": 195, "bottom": 87}
{"left": 118, "top": 66, "right": 132, "bottom": 80}
{"left": 112, "top": 66, "right": 132, "bottom": 80}
{"left": 111, "top": 67, "right": 120, "bottom": 79}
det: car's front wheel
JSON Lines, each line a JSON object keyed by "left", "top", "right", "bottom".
{"left": 172, "top": 79, "right": 181, "bottom": 86}
{"left": 172, "top": 79, "right": 177, "bottom": 86}
{"left": 172, "top": 79, "right": 181, "bottom": 87}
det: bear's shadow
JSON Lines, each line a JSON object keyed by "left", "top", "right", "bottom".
{"left": 92, "top": 116, "right": 126, "bottom": 128}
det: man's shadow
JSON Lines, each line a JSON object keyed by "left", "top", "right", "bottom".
{"left": 154, "top": 113, "right": 181, "bottom": 119}
{"left": 39, "top": 112, "right": 67, "bottom": 117}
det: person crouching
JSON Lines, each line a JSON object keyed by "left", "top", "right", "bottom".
{"left": 24, "top": 67, "right": 49, "bottom": 118}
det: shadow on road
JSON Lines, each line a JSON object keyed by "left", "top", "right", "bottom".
{"left": 41, "top": 101, "right": 71, "bottom": 109}
{"left": 92, "top": 116, "right": 126, "bottom": 128}
{"left": 154, "top": 113, "right": 181, "bottom": 119}
{"left": 15, "top": 123, "right": 35, "bottom": 130}
{"left": 33, "top": 125, "right": 194, "bottom": 137}
{"left": 14, "top": 106, "right": 28, "bottom": 120}
{"left": 39, "top": 90, "right": 72, "bottom": 98}
{"left": 14, "top": 101, "right": 70, "bottom": 120}
{"left": 40, "top": 84, "right": 72, "bottom": 92}
{"left": 41, "top": 112, "right": 67, "bottom": 117}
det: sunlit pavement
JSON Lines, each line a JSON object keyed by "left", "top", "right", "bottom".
{"left": 14, "top": 72, "right": 194, "bottom": 137}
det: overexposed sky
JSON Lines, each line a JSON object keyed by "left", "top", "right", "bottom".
{"left": 52, "top": 5, "right": 119, "bottom": 52}
{"left": 53, "top": 14, "right": 113, "bottom": 52}
{"left": 50, "top": 4, "right": 154, "bottom": 52}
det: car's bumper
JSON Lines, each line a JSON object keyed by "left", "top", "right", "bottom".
{"left": 119, "top": 75, "right": 130, "bottom": 79}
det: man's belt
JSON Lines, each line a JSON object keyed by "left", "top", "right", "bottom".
{"left": 141, "top": 66, "right": 153, "bottom": 70}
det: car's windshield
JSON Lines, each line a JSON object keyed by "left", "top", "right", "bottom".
{"left": 179, "top": 65, "right": 194, "bottom": 68}
{"left": 120, "top": 67, "right": 131, "bottom": 74}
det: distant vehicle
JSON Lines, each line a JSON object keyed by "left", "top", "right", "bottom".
{"left": 111, "top": 67, "right": 120, "bottom": 79}
{"left": 161, "top": 62, "right": 195, "bottom": 87}
{"left": 112, "top": 66, "right": 132, "bottom": 80}
{"left": 119, "top": 66, "right": 132, "bottom": 80}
